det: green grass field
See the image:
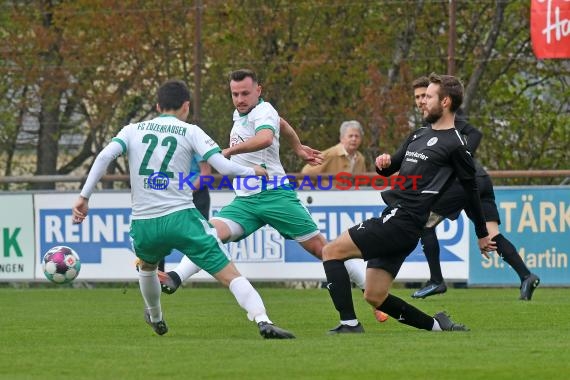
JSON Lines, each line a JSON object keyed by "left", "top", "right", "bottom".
{"left": 0, "top": 285, "right": 567, "bottom": 380}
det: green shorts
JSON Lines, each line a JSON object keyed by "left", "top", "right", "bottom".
{"left": 130, "top": 208, "right": 229, "bottom": 275}
{"left": 215, "top": 188, "right": 319, "bottom": 241}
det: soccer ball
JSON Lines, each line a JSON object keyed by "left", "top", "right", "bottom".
{"left": 42, "top": 246, "right": 81, "bottom": 284}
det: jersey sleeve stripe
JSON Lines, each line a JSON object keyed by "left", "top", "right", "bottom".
{"left": 202, "top": 147, "right": 222, "bottom": 161}
{"left": 255, "top": 125, "right": 276, "bottom": 133}
{"left": 453, "top": 129, "right": 465, "bottom": 145}
{"left": 111, "top": 137, "right": 127, "bottom": 154}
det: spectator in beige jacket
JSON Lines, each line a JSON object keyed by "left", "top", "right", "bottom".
{"left": 301, "top": 120, "right": 367, "bottom": 187}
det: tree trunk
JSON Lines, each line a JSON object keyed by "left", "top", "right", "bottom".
{"left": 32, "top": 1, "right": 63, "bottom": 190}
{"left": 33, "top": 88, "right": 61, "bottom": 190}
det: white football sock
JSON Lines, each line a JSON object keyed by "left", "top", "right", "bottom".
{"left": 340, "top": 319, "right": 359, "bottom": 327}
{"left": 138, "top": 269, "right": 162, "bottom": 322}
{"left": 229, "top": 276, "right": 271, "bottom": 324}
{"left": 432, "top": 319, "right": 442, "bottom": 331}
{"left": 344, "top": 258, "right": 366, "bottom": 289}
{"left": 173, "top": 255, "right": 202, "bottom": 281}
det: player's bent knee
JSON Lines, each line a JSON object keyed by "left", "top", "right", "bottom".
{"left": 363, "top": 289, "right": 388, "bottom": 307}
{"left": 210, "top": 219, "right": 231, "bottom": 242}
{"left": 211, "top": 218, "right": 243, "bottom": 242}
{"left": 322, "top": 241, "right": 343, "bottom": 261}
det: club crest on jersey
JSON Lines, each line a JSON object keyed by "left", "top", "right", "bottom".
{"left": 427, "top": 137, "right": 438, "bottom": 146}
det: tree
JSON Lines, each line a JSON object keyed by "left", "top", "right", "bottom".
{"left": 0, "top": 0, "right": 567, "bottom": 190}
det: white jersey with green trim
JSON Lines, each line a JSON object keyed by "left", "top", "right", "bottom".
{"left": 229, "top": 100, "right": 289, "bottom": 196}
{"left": 114, "top": 115, "right": 220, "bottom": 219}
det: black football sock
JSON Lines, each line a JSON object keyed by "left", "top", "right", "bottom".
{"left": 167, "top": 271, "right": 182, "bottom": 287}
{"left": 421, "top": 228, "right": 444, "bottom": 283}
{"left": 323, "top": 260, "right": 357, "bottom": 321}
{"left": 492, "top": 234, "right": 530, "bottom": 281}
{"left": 378, "top": 294, "right": 434, "bottom": 330}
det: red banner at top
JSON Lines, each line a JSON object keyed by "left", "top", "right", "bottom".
{"left": 531, "top": 0, "right": 570, "bottom": 59}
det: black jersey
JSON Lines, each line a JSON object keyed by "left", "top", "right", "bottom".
{"left": 418, "top": 110, "right": 482, "bottom": 155}
{"left": 454, "top": 114, "right": 488, "bottom": 177}
{"left": 377, "top": 126, "right": 488, "bottom": 238}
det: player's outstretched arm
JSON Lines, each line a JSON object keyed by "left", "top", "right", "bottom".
{"left": 72, "top": 196, "right": 89, "bottom": 224}
{"left": 375, "top": 153, "right": 391, "bottom": 169}
{"left": 279, "top": 118, "right": 323, "bottom": 166}
{"left": 477, "top": 235, "right": 497, "bottom": 259}
{"left": 72, "top": 141, "right": 123, "bottom": 224}
{"left": 207, "top": 153, "right": 263, "bottom": 177}
{"left": 223, "top": 129, "right": 274, "bottom": 158}
{"left": 375, "top": 129, "right": 417, "bottom": 176}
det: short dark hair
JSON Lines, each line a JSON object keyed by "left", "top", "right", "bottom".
{"left": 412, "top": 76, "right": 429, "bottom": 90}
{"left": 157, "top": 79, "right": 190, "bottom": 111}
{"left": 229, "top": 69, "right": 258, "bottom": 83}
{"left": 428, "top": 73, "right": 463, "bottom": 112}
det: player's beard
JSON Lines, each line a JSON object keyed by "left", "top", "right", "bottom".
{"left": 236, "top": 102, "right": 256, "bottom": 114}
{"left": 423, "top": 104, "right": 443, "bottom": 124}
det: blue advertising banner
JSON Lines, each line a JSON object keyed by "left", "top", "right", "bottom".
{"left": 39, "top": 208, "right": 132, "bottom": 264}
{"left": 34, "top": 193, "right": 139, "bottom": 281}
{"left": 211, "top": 190, "right": 470, "bottom": 281}
{"left": 31, "top": 190, "right": 469, "bottom": 281}
{"left": 282, "top": 205, "right": 467, "bottom": 264}
{"left": 468, "top": 186, "right": 570, "bottom": 285}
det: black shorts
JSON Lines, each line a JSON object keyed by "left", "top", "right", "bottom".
{"left": 349, "top": 207, "right": 422, "bottom": 278}
{"left": 431, "top": 176, "right": 500, "bottom": 224}
{"left": 430, "top": 181, "right": 464, "bottom": 220}
{"left": 466, "top": 175, "right": 501, "bottom": 224}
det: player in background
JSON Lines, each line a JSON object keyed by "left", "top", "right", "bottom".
{"left": 409, "top": 77, "right": 540, "bottom": 301}
{"left": 72, "top": 79, "right": 294, "bottom": 339}
{"left": 157, "top": 69, "right": 388, "bottom": 328}
{"left": 321, "top": 73, "right": 496, "bottom": 333}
